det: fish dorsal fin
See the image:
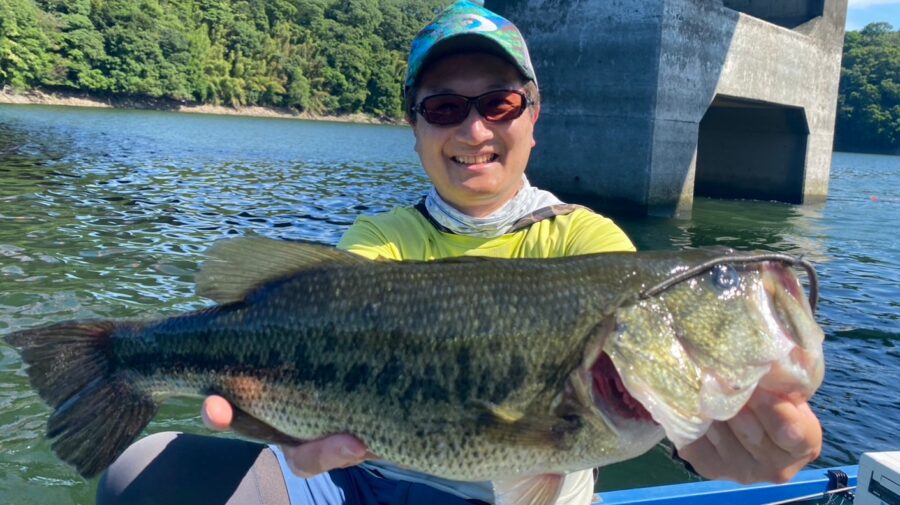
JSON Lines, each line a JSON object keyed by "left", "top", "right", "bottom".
{"left": 197, "top": 237, "right": 368, "bottom": 304}
{"left": 494, "top": 474, "right": 565, "bottom": 505}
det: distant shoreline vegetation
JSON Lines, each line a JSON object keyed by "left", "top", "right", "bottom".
{"left": 0, "top": 85, "right": 402, "bottom": 124}
{"left": 836, "top": 22, "right": 899, "bottom": 155}
{"left": 0, "top": 1, "right": 897, "bottom": 151}
{"left": 0, "top": 0, "right": 445, "bottom": 121}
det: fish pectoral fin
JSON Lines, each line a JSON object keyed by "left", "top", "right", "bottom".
{"left": 229, "top": 404, "right": 305, "bottom": 445}
{"left": 197, "top": 237, "right": 369, "bottom": 303}
{"left": 476, "top": 400, "right": 527, "bottom": 423}
{"left": 475, "top": 401, "right": 582, "bottom": 450}
{"left": 493, "top": 473, "right": 565, "bottom": 505}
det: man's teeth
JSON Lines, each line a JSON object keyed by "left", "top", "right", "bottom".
{"left": 453, "top": 154, "right": 497, "bottom": 164}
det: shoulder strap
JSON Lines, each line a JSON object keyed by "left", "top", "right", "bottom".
{"left": 414, "top": 196, "right": 589, "bottom": 236}
{"left": 508, "top": 204, "right": 588, "bottom": 233}
{"left": 414, "top": 195, "right": 455, "bottom": 234}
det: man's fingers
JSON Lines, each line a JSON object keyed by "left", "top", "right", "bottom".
{"left": 727, "top": 408, "right": 804, "bottom": 483}
{"left": 201, "top": 395, "right": 233, "bottom": 431}
{"left": 703, "top": 421, "right": 759, "bottom": 484}
{"left": 677, "top": 435, "right": 727, "bottom": 480}
{"left": 200, "top": 397, "right": 371, "bottom": 478}
{"left": 681, "top": 418, "right": 797, "bottom": 484}
{"left": 281, "top": 434, "right": 370, "bottom": 478}
{"left": 748, "top": 390, "right": 822, "bottom": 459}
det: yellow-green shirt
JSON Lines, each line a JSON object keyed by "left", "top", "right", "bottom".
{"left": 337, "top": 204, "right": 634, "bottom": 504}
{"left": 337, "top": 207, "right": 635, "bottom": 259}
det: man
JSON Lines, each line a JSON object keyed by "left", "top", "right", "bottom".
{"left": 99, "top": 1, "right": 822, "bottom": 503}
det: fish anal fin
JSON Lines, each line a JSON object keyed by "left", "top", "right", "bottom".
{"left": 209, "top": 376, "right": 305, "bottom": 445}
{"left": 494, "top": 473, "right": 565, "bottom": 505}
{"left": 475, "top": 401, "right": 583, "bottom": 451}
{"left": 230, "top": 405, "right": 304, "bottom": 445}
{"left": 197, "top": 237, "right": 369, "bottom": 304}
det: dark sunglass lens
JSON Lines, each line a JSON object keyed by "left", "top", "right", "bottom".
{"left": 422, "top": 95, "right": 468, "bottom": 125}
{"left": 477, "top": 91, "right": 525, "bottom": 121}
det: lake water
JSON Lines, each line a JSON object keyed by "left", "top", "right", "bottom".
{"left": 0, "top": 104, "right": 897, "bottom": 504}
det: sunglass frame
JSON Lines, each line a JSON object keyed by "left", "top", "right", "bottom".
{"left": 411, "top": 89, "right": 534, "bottom": 126}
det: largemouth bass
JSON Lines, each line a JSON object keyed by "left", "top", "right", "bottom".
{"left": 4, "top": 238, "right": 825, "bottom": 504}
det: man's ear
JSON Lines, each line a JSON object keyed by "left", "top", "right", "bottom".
{"left": 531, "top": 103, "right": 540, "bottom": 124}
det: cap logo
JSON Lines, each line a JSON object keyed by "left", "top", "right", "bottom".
{"left": 462, "top": 14, "right": 498, "bottom": 32}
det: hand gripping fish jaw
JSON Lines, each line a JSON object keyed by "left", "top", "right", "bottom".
{"left": 597, "top": 251, "right": 825, "bottom": 449}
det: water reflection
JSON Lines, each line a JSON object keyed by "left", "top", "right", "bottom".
{"left": 0, "top": 106, "right": 428, "bottom": 327}
{"left": 610, "top": 197, "right": 829, "bottom": 260}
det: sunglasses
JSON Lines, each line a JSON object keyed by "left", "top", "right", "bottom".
{"left": 411, "top": 89, "right": 533, "bottom": 126}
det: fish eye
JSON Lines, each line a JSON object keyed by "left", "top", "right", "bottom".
{"left": 712, "top": 265, "right": 740, "bottom": 290}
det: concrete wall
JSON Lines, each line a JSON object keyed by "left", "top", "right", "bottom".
{"left": 489, "top": 0, "right": 847, "bottom": 217}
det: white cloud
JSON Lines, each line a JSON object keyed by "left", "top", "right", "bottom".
{"left": 848, "top": 0, "right": 900, "bottom": 8}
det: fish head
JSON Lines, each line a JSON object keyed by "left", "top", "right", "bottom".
{"left": 589, "top": 252, "right": 825, "bottom": 449}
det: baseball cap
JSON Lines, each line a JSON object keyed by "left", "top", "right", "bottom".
{"left": 404, "top": 0, "right": 537, "bottom": 89}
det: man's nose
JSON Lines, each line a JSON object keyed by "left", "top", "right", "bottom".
{"left": 455, "top": 107, "right": 494, "bottom": 144}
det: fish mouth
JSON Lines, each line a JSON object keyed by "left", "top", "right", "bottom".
{"left": 589, "top": 353, "right": 657, "bottom": 426}
{"left": 758, "top": 263, "right": 826, "bottom": 393}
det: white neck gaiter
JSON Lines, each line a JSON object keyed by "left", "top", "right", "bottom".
{"left": 423, "top": 175, "right": 563, "bottom": 238}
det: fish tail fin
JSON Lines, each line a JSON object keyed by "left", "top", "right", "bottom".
{"left": 5, "top": 321, "right": 158, "bottom": 478}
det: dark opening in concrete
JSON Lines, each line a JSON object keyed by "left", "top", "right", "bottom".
{"left": 722, "top": 0, "right": 825, "bottom": 29}
{"left": 695, "top": 96, "right": 809, "bottom": 203}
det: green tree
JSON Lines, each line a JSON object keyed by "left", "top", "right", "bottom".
{"left": 35, "top": 0, "right": 110, "bottom": 90}
{"left": 364, "top": 37, "right": 403, "bottom": 117}
{"left": 1, "top": 0, "right": 450, "bottom": 118}
{"left": 0, "top": 0, "right": 54, "bottom": 89}
{"left": 836, "top": 23, "right": 900, "bottom": 153}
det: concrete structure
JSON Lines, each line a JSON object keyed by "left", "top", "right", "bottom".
{"left": 489, "top": 0, "right": 847, "bottom": 217}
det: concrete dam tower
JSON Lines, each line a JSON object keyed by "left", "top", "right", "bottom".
{"left": 490, "top": 0, "right": 848, "bottom": 217}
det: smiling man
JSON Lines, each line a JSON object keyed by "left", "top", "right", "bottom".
{"left": 97, "top": 1, "right": 823, "bottom": 504}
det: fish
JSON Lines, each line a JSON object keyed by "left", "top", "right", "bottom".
{"left": 4, "top": 237, "right": 825, "bottom": 505}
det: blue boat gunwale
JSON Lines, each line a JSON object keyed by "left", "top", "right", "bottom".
{"left": 593, "top": 465, "right": 858, "bottom": 504}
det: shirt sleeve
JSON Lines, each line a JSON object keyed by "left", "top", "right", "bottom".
{"left": 564, "top": 209, "right": 637, "bottom": 255}
{"left": 337, "top": 216, "right": 403, "bottom": 260}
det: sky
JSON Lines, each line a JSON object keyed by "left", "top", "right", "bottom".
{"left": 846, "top": 0, "right": 900, "bottom": 30}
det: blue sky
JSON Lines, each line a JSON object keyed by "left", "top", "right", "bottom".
{"left": 846, "top": 0, "right": 900, "bottom": 30}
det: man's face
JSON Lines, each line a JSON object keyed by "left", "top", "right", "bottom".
{"left": 412, "top": 52, "right": 539, "bottom": 217}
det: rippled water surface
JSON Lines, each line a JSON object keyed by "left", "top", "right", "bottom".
{"left": 0, "top": 105, "right": 897, "bottom": 503}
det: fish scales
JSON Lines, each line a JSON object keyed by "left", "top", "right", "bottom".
{"left": 115, "top": 255, "right": 647, "bottom": 479}
{"left": 4, "top": 239, "right": 825, "bottom": 486}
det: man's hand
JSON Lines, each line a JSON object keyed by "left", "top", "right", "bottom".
{"left": 677, "top": 389, "right": 822, "bottom": 484}
{"left": 201, "top": 395, "right": 371, "bottom": 477}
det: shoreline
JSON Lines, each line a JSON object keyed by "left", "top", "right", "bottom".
{"left": 0, "top": 87, "right": 402, "bottom": 126}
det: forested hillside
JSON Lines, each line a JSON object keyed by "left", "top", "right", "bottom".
{"left": 0, "top": 0, "right": 443, "bottom": 118}
{"left": 837, "top": 22, "right": 899, "bottom": 154}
